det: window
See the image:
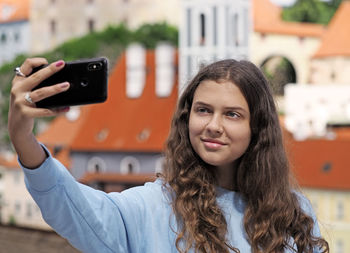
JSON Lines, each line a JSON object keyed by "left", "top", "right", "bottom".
{"left": 50, "top": 20, "right": 56, "bottom": 35}
{"left": 1, "top": 33, "right": 6, "bottom": 44}
{"left": 120, "top": 156, "right": 140, "bottom": 174}
{"left": 13, "top": 171, "right": 20, "bottom": 184}
{"left": 26, "top": 202, "right": 32, "bottom": 218}
{"left": 199, "top": 13, "right": 206, "bottom": 46}
{"left": 155, "top": 157, "right": 164, "bottom": 174}
{"left": 186, "top": 9, "right": 192, "bottom": 47}
{"left": 336, "top": 200, "right": 344, "bottom": 220}
{"left": 232, "top": 13, "right": 239, "bottom": 46}
{"left": 335, "top": 240, "right": 344, "bottom": 253}
{"left": 88, "top": 18, "right": 95, "bottom": 33}
{"left": 14, "top": 32, "right": 20, "bottom": 42}
{"left": 213, "top": 7, "right": 217, "bottom": 46}
{"left": 87, "top": 157, "right": 107, "bottom": 173}
{"left": 14, "top": 201, "right": 21, "bottom": 215}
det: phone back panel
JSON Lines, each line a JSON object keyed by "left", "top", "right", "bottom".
{"left": 33, "top": 57, "right": 108, "bottom": 108}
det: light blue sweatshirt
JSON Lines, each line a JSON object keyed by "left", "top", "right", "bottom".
{"left": 21, "top": 147, "right": 322, "bottom": 253}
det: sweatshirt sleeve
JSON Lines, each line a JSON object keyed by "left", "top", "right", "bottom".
{"left": 21, "top": 146, "right": 143, "bottom": 253}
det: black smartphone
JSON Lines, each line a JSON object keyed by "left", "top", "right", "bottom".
{"left": 32, "top": 57, "right": 108, "bottom": 108}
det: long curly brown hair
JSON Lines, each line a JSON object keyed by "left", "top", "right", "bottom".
{"left": 162, "top": 59, "right": 329, "bottom": 253}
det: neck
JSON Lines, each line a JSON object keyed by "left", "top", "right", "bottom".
{"left": 215, "top": 163, "right": 236, "bottom": 191}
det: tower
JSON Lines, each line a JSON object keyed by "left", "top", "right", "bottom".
{"left": 179, "top": 0, "right": 251, "bottom": 92}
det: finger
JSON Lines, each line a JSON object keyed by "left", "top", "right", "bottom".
{"left": 13, "top": 58, "right": 49, "bottom": 83}
{"left": 53, "top": 107, "right": 70, "bottom": 114}
{"left": 21, "top": 58, "right": 49, "bottom": 76}
{"left": 21, "top": 105, "right": 61, "bottom": 118}
{"left": 23, "top": 106, "right": 70, "bottom": 118}
{"left": 22, "top": 59, "right": 65, "bottom": 91}
{"left": 29, "top": 82, "right": 70, "bottom": 103}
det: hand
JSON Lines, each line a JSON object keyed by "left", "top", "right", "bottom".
{"left": 8, "top": 58, "right": 70, "bottom": 138}
{"left": 8, "top": 58, "right": 70, "bottom": 168}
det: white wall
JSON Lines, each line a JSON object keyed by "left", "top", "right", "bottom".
{"left": 1, "top": 167, "right": 51, "bottom": 230}
{"left": 251, "top": 32, "right": 321, "bottom": 84}
{"left": 284, "top": 84, "right": 350, "bottom": 140}
{"left": 0, "top": 21, "right": 30, "bottom": 65}
{"left": 311, "top": 57, "right": 350, "bottom": 84}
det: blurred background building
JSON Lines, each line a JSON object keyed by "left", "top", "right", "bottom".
{"left": 30, "top": 0, "right": 180, "bottom": 54}
{"left": 0, "top": 0, "right": 349, "bottom": 252}
{"left": 0, "top": 0, "right": 30, "bottom": 65}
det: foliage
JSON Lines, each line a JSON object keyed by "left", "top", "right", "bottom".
{"left": 133, "top": 22, "right": 178, "bottom": 48}
{"left": 261, "top": 57, "right": 296, "bottom": 96}
{"left": 282, "top": 0, "right": 342, "bottom": 25}
{"left": 0, "top": 22, "right": 178, "bottom": 147}
{"left": 8, "top": 215, "right": 16, "bottom": 226}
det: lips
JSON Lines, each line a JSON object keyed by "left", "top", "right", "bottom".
{"left": 201, "top": 138, "right": 226, "bottom": 149}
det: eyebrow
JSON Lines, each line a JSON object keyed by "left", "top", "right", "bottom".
{"left": 193, "top": 101, "right": 248, "bottom": 113}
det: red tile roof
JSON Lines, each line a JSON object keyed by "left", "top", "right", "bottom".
{"left": 313, "top": 1, "right": 350, "bottom": 58}
{"left": 70, "top": 51, "right": 178, "bottom": 152}
{"left": 0, "top": 0, "right": 30, "bottom": 23}
{"left": 253, "top": 0, "right": 326, "bottom": 37}
{"left": 286, "top": 128, "right": 350, "bottom": 190}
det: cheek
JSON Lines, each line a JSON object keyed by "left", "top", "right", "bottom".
{"left": 241, "top": 128, "right": 252, "bottom": 151}
{"left": 188, "top": 114, "right": 202, "bottom": 145}
{"left": 229, "top": 123, "right": 251, "bottom": 148}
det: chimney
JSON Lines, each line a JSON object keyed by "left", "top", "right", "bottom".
{"left": 155, "top": 42, "right": 175, "bottom": 97}
{"left": 126, "top": 43, "right": 146, "bottom": 98}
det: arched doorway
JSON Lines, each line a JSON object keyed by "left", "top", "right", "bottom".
{"left": 260, "top": 56, "right": 297, "bottom": 96}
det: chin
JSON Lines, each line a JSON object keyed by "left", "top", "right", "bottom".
{"left": 202, "top": 159, "right": 230, "bottom": 168}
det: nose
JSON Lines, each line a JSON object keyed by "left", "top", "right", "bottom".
{"left": 206, "top": 114, "right": 223, "bottom": 135}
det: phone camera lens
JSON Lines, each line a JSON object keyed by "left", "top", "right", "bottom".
{"left": 80, "top": 79, "right": 88, "bottom": 87}
{"left": 88, "top": 62, "right": 102, "bottom": 71}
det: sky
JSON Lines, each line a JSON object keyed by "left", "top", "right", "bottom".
{"left": 270, "top": 0, "right": 296, "bottom": 6}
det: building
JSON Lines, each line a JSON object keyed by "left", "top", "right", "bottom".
{"left": 0, "top": 153, "right": 50, "bottom": 230}
{"left": 30, "top": 0, "right": 125, "bottom": 54}
{"left": 179, "top": 0, "right": 251, "bottom": 90}
{"left": 30, "top": 0, "right": 180, "bottom": 54}
{"left": 0, "top": 0, "right": 30, "bottom": 65}
{"left": 122, "top": 0, "right": 179, "bottom": 29}
{"left": 251, "top": 0, "right": 325, "bottom": 87}
{"left": 310, "top": 1, "right": 350, "bottom": 84}
{"left": 284, "top": 127, "right": 350, "bottom": 253}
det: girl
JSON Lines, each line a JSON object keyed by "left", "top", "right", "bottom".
{"left": 8, "top": 58, "right": 329, "bottom": 253}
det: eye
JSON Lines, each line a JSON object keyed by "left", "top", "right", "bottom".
{"left": 226, "top": 111, "right": 240, "bottom": 118}
{"left": 195, "top": 107, "right": 211, "bottom": 114}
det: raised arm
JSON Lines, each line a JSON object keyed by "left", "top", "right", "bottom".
{"left": 7, "top": 58, "right": 142, "bottom": 253}
{"left": 7, "top": 58, "right": 70, "bottom": 168}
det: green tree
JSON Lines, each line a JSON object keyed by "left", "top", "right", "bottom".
{"left": 282, "top": 0, "right": 342, "bottom": 25}
{"left": 133, "top": 22, "right": 178, "bottom": 48}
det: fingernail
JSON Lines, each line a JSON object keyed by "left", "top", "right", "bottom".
{"left": 56, "top": 60, "right": 64, "bottom": 67}
{"left": 61, "top": 106, "right": 70, "bottom": 112}
{"left": 60, "top": 82, "right": 69, "bottom": 89}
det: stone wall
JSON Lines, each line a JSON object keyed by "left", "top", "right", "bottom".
{"left": 0, "top": 225, "right": 79, "bottom": 253}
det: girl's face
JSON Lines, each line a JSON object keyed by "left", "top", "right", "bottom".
{"left": 189, "top": 80, "right": 251, "bottom": 171}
